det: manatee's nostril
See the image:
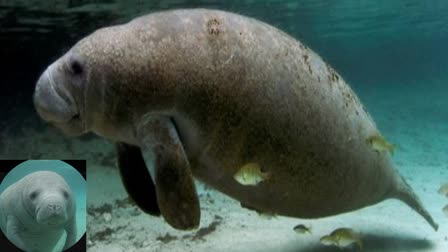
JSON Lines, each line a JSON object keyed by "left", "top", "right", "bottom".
{"left": 70, "top": 59, "right": 83, "bottom": 75}
{"left": 47, "top": 204, "right": 62, "bottom": 211}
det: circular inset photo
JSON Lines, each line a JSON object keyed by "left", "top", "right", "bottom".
{"left": 0, "top": 160, "right": 86, "bottom": 252}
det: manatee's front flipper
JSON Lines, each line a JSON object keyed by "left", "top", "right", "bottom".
{"left": 116, "top": 142, "right": 160, "bottom": 216}
{"left": 137, "top": 116, "right": 200, "bottom": 230}
{"left": 63, "top": 215, "right": 77, "bottom": 250}
{"left": 6, "top": 215, "right": 27, "bottom": 250}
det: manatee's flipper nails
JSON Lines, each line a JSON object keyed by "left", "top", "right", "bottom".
{"left": 138, "top": 116, "right": 200, "bottom": 230}
{"left": 116, "top": 142, "right": 161, "bottom": 216}
{"left": 393, "top": 175, "right": 438, "bottom": 231}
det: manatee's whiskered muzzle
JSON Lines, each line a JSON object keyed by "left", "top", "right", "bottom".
{"left": 47, "top": 204, "right": 63, "bottom": 212}
{"left": 34, "top": 66, "right": 79, "bottom": 124}
{"left": 36, "top": 196, "right": 68, "bottom": 225}
{"left": 34, "top": 61, "right": 87, "bottom": 136}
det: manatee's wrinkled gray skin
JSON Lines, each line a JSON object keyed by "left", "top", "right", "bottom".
{"left": 33, "top": 9, "right": 438, "bottom": 231}
{"left": 0, "top": 171, "right": 77, "bottom": 251}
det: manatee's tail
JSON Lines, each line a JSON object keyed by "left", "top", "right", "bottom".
{"left": 392, "top": 175, "right": 438, "bottom": 231}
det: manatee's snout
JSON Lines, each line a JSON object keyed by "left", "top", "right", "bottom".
{"left": 34, "top": 53, "right": 87, "bottom": 136}
{"left": 36, "top": 195, "right": 68, "bottom": 226}
{"left": 34, "top": 63, "right": 77, "bottom": 123}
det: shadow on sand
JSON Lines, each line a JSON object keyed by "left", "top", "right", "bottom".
{"left": 298, "top": 233, "right": 434, "bottom": 252}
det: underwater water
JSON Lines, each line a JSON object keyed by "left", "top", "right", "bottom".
{"left": 0, "top": 160, "right": 86, "bottom": 251}
{"left": 0, "top": 0, "right": 447, "bottom": 252}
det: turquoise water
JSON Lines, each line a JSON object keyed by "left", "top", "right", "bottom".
{"left": 0, "top": 160, "right": 86, "bottom": 251}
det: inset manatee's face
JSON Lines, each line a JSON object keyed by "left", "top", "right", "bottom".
{"left": 23, "top": 179, "right": 74, "bottom": 226}
{"left": 33, "top": 51, "right": 88, "bottom": 136}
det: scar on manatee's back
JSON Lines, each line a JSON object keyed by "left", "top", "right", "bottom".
{"left": 302, "top": 54, "right": 314, "bottom": 75}
{"left": 325, "top": 62, "right": 340, "bottom": 85}
{"left": 207, "top": 18, "right": 221, "bottom": 35}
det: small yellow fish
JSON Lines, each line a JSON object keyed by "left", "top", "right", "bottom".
{"left": 320, "top": 228, "right": 362, "bottom": 250}
{"left": 366, "top": 134, "right": 395, "bottom": 155}
{"left": 443, "top": 205, "right": 448, "bottom": 217}
{"left": 438, "top": 183, "right": 448, "bottom": 197}
{"left": 293, "top": 224, "right": 312, "bottom": 235}
{"left": 233, "top": 163, "right": 270, "bottom": 186}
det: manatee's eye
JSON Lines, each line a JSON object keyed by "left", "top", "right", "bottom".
{"left": 69, "top": 59, "right": 83, "bottom": 75}
{"left": 29, "top": 191, "right": 39, "bottom": 200}
{"left": 62, "top": 190, "right": 69, "bottom": 199}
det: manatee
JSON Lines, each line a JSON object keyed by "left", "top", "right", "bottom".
{"left": 0, "top": 171, "right": 77, "bottom": 251}
{"left": 33, "top": 8, "right": 438, "bottom": 231}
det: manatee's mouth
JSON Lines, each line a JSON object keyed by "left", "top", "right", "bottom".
{"left": 35, "top": 198, "right": 68, "bottom": 226}
{"left": 34, "top": 63, "right": 85, "bottom": 136}
{"left": 47, "top": 70, "right": 81, "bottom": 123}
{"left": 38, "top": 215, "right": 66, "bottom": 226}
{"left": 46, "top": 219, "right": 64, "bottom": 226}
